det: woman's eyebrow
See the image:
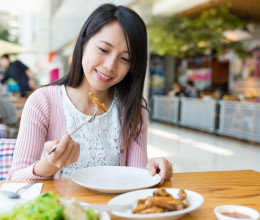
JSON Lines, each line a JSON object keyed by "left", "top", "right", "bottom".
{"left": 100, "top": 40, "right": 113, "bottom": 47}
{"left": 100, "top": 40, "right": 130, "bottom": 54}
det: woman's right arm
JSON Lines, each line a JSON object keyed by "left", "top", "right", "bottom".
{"left": 7, "top": 89, "right": 80, "bottom": 180}
{"left": 6, "top": 89, "right": 52, "bottom": 180}
{"left": 34, "top": 134, "right": 80, "bottom": 178}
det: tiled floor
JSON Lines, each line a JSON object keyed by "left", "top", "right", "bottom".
{"left": 147, "top": 121, "right": 260, "bottom": 173}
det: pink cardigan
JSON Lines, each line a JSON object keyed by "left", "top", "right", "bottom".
{"left": 7, "top": 86, "right": 147, "bottom": 180}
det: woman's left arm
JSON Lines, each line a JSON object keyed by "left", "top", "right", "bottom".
{"left": 126, "top": 105, "right": 148, "bottom": 168}
{"left": 127, "top": 103, "right": 173, "bottom": 184}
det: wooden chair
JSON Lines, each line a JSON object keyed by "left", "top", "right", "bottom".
{"left": 0, "top": 138, "right": 16, "bottom": 180}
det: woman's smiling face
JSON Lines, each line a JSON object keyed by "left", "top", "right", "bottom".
{"left": 81, "top": 21, "right": 131, "bottom": 92}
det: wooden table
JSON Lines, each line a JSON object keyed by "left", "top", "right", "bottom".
{"left": 12, "top": 97, "right": 25, "bottom": 122}
{"left": 1, "top": 170, "right": 259, "bottom": 219}
{"left": 11, "top": 98, "right": 26, "bottom": 105}
{"left": 11, "top": 97, "right": 26, "bottom": 111}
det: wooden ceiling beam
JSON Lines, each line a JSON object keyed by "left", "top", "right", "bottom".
{"left": 177, "top": 0, "right": 260, "bottom": 23}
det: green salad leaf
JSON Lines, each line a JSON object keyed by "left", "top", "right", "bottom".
{"left": 0, "top": 191, "right": 99, "bottom": 220}
{"left": 86, "top": 209, "right": 99, "bottom": 220}
{"left": 0, "top": 192, "right": 64, "bottom": 220}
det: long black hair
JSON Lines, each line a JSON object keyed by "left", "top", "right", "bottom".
{"left": 53, "top": 3, "right": 148, "bottom": 148}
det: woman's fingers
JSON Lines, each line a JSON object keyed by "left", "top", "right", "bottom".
{"left": 71, "top": 142, "right": 80, "bottom": 163}
{"left": 62, "top": 139, "right": 74, "bottom": 167}
{"left": 44, "top": 140, "right": 59, "bottom": 154}
{"left": 146, "top": 160, "right": 157, "bottom": 176}
{"left": 157, "top": 158, "right": 167, "bottom": 184}
{"left": 63, "top": 140, "right": 80, "bottom": 166}
{"left": 52, "top": 134, "right": 71, "bottom": 157}
{"left": 146, "top": 157, "right": 173, "bottom": 184}
{"left": 46, "top": 134, "right": 80, "bottom": 169}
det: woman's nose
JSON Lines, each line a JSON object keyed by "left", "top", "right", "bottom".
{"left": 104, "top": 56, "right": 117, "bottom": 71}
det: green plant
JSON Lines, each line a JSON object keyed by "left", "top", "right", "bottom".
{"left": 0, "top": 24, "right": 19, "bottom": 44}
{"left": 0, "top": 26, "right": 9, "bottom": 41}
{"left": 147, "top": 5, "right": 249, "bottom": 59}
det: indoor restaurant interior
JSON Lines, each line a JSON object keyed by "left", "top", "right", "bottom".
{"left": 0, "top": 0, "right": 259, "bottom": 219}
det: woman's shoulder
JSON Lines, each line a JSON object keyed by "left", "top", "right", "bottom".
{"left": 36, "top": 85, "right": 61, "bottom": 93}
{"left": 27, "top": 85, "right": 61, "bottom": 103}
{"left": 30, "top": 85, "right": 61, "bottom": 97}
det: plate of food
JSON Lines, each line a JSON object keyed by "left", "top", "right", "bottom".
{"left": 107, "top": 187, "right": 204, "bottom": 220}
{"left": 0, "top": 191, "right": 110, "bottom": 220}
{"left": 71, "top": 166, "right": 161, "bottom": 193}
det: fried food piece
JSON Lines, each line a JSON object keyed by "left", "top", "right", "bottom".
{"left": 132, "top": 187, "right": 189, "bottom": 214}
{"left": 153, "top": 187, "right": 171, "bottom": 197}
{"left": 138, "top": 206, "right": 165, "bottom": 214}
{"left": 146, "top": 196, "right": 184, "bottom": 211}
{"left": 178, "top": 189, "right": 189, "bottom": 208}
{"left": 178, "top": 189, "right": 186, "bottom": 200}
{"left": 89, "top": 92, "right": 107, "bottom": 112}
{"left": 132, "top": 199, "right": 147, "bottom": 213}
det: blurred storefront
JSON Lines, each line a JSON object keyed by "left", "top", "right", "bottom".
{"left": 175, "top": 0, "right": 260, "bottom": 100}
{"left": 147, "top": 0, "right": 260, "bottom": 143}
{"left": 230, "top": 41, "right": 260, "bottom": 101}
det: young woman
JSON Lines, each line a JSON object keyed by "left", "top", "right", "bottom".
{"left": 7, "top": 4, "right": 172, "bottom": 183}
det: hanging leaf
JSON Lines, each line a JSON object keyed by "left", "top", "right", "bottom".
{"left": 147, "top": 5, "right": 250, "bottom": 59}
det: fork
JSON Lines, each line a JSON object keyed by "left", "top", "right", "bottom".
{"left": 47, "top": 108, "right": 97, "bottom": 155}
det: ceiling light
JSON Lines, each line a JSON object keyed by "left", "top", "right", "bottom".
{"left": 152, "top": 0, "right": 211, "bottom": 17}
{"left": 223, "top": 29, "right": 252, "bottom": 41}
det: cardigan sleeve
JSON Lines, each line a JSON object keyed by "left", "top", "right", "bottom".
{"left": 126, "top": 105, "right": 148, "bottom": 169}
{"left": 6, "top": 88, "right": 51, "bottom": 180}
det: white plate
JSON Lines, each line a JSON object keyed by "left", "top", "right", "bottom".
{"left": 0, "top": 198, "right": 110, "bottom": 220}
{"left": 108, "top": 188, "right": 204, "bottom": 220}
{"left": 71, "top": 166, "right": 161, "bottom": 193}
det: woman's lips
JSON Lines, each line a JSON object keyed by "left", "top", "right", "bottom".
{"left": 95, "top": 69, "right": 113, "bottom": 82}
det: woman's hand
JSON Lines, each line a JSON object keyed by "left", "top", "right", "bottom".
{"left": 146, "top": 157, "right": 173, "bottom": 184}
{"left": 44, "top": 134, "right": 80, "bottom": 169}
{"left": 34, "top": 134, "right": 80, "bottom": 178}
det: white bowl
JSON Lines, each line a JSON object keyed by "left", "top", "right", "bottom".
{"left": 214, "top": 205, "right": 259, "bottom": 220}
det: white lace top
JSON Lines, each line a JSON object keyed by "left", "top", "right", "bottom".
{"left": 60, "top": 85, "right": 120, "bottom": 178}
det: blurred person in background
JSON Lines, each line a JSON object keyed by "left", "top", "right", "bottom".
{"left": 0, "top": 54, "right": 35, "bottom": 97}
{"left": 167, "top": 82, "right": 182, "bottom": 96}
{"left": 7, "top": 3, "right": 172, "bottom": 182}
{"left": 0, "top": 83, "right": 18, "bottom": 126}
{"left": 182, "top": 80, "right": 198, "bottom": 97}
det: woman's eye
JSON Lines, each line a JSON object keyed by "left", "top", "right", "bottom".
{"left": 98, "top": 47, "right": 108, "bottom": 53}
{"left": 121, "top": 57, "right": 130, "bottom": 63}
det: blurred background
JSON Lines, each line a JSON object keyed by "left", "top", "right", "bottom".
{"left": 0, "top": 0, "right": 259, "bottom": 172}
